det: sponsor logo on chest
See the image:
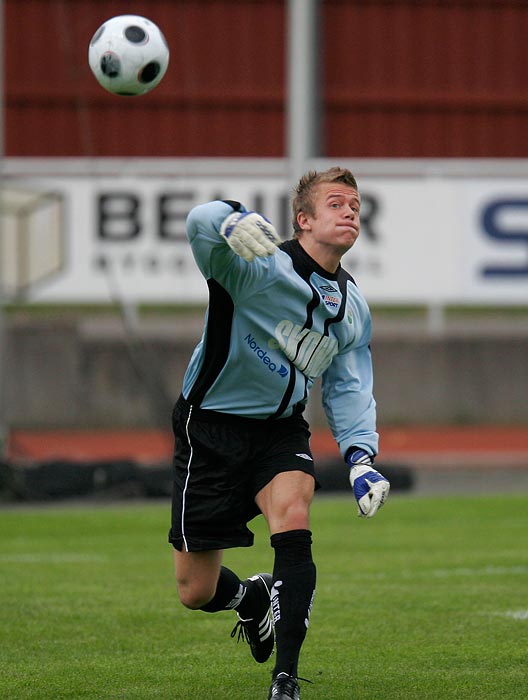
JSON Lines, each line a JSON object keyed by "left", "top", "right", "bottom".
{"left": 321, "top": 294, "right": 339, "bottom": 308}
{"left": 244, "top": 333, "right": 289, "bottom": 377}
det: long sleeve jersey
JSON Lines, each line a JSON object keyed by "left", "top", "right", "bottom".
{"left": 181, "top": 200, "right": 379, "bottom": 458}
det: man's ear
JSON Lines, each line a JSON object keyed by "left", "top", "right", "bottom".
{"left": 297, "top": 211, "right": 311, "bottom": 231}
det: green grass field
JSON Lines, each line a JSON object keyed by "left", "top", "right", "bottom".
{"left": 1, "top": 493, "right": 527, "bottom": 699}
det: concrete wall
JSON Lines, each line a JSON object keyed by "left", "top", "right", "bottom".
{"left": 3, "top": 313, "right": 527, "bottom": 430}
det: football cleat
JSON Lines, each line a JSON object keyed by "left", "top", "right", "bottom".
{"left": 268, "top": 673, "right": 301, "bottom": 700}
{"left": 230, "top": 573, "right": 274, "bottom": 663}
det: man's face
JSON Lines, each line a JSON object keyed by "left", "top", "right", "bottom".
{"left": 298, "top": 182, "right": 361, "bottom": 252}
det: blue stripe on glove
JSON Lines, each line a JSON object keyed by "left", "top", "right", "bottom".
{"left": 347, "top": 448, "right": 390, "bottom": 518}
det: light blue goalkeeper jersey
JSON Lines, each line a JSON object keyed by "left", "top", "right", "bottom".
{"left": 181, "top": 200, "right": 379, "bottom": 458}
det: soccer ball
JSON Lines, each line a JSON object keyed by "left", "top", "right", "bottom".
{"left": 89, "top": 15, "right": 169, "bottom": 96}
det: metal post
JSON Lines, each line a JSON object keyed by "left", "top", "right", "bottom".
{"left": 0, "top": 0, "right": 7, "bottom": 456}
{"left": 287, "top": 0, "right": 320, "bottom": 184}
{"left": 427, "top": 302, "right": 446, "bottom": 337}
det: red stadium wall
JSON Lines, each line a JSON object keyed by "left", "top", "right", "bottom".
{"left": 5, "top": 0, "right": 286, "bottom": 157}
{"left": 323, "top": 0, "right": 528, "bottom": 158}
{"left": 5, "top": 0, "right": 528, "bottom": 157}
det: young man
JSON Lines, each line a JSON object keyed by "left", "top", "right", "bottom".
{"left": 168, "top": 167, "right": 390, "bottom": 700}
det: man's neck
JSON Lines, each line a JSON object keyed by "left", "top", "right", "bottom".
{"left": 297, "top": 237, "right": 341, "bottom": 274}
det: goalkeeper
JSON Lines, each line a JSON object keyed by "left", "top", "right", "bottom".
{"left": 168, "top": 166, "right": 390, "bottom": 700}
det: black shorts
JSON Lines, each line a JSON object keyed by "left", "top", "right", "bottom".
{"left": 168, "top": 396, "right": 318, "bottom": 552}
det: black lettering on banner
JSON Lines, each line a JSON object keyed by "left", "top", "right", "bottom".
{"left": 158, "top": 192, "right": 194, "bottom": 241}
{"left": 275, "top": 192, "right": 381, "bottom": 242}
{"left": 481, "top": 199, "right": 528, "bottom": 277}
{"left": 279, "top": 193, "right": 290, "bottom": 238}
{"left": 98, "top": 193, "right": 141, "bottom": 240}
{"left": 250, "top": 193, "right": 265, "bottom": 216}
{"left": 96, "top": 188, "right": 382, "bottom": 246}
{"left": 359, "top": 194, "right": 380, "bottom": 242}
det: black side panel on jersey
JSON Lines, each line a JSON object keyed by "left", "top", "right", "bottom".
{"left": 269, "top": 240, "right": 326, "bottom": 419}
{"left": 186, "top": 279, "right": 234, "bottom": 408}
{"left": 271, "top": 240, "right": 358, "bottom": 419}
{"left": 268, "top": 359, "right": 297, "bottom": 419}
{"left": 323, "top": 268, "right": 354, "bottom": 333}
{"left": 221, "top": 200, "right": 243, "bottom": 212}
{"left": 280, "top": 240, "right": 324, "bottom": 332}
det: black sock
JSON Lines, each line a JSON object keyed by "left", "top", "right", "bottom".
{"left": 270, "top": 529, "right": 316, "bottom": 679}
{"left": 199, "top": 566, "right": 246, "bottom": 613}
{"left": 199, "top": 566, "right": 264, "bottom": 616}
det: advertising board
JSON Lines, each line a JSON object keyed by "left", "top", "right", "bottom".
{"left": 2, "top": 159, "right": 527, "bottom": 305}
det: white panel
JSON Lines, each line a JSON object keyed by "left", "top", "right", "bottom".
{"left": 2, "top": 158, "right": 528, "bottom": 305}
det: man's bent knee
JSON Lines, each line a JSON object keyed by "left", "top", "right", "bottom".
{"left": 173, "top": 548, "right": 223, "bottom": 610}
{"left": 177, "top": 580, "right": 216, "bottom": 610}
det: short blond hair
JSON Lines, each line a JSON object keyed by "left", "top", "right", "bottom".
{"left": 291, "top": 166, "right": 358, "bottom": 237}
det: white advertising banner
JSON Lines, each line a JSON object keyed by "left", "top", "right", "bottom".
{"left": 2, "top": 160, "right": 528, "bottom": 305}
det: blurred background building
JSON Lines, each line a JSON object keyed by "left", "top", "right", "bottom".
{"left": 5, "top": 0, "right": 528, "bottom": 159}
{"left": 1, "top": 0, "right": 527, "bottom": 496}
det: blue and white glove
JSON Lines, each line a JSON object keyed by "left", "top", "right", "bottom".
{"left": 347, "top": 448, "right": 390, "bottom": 518}
{"left": 220, "top": 211, "right": 281, "bottom": 262}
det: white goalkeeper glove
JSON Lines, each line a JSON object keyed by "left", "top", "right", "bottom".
{"left": 220, "top": 211, "right": 281, "bottom": 262}
{"left": 347, "top": 448, "right": 390, "bottom": 518}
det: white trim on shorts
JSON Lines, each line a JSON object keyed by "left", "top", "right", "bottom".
{"left": 181, "top": 405, "right": 194, "bottom": 552}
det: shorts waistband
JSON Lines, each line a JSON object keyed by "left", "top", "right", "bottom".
{"left": 176, "top": 394, "right": 293, "bottom": 427}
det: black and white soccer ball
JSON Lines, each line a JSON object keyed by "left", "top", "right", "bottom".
{"left": 89, "top": 15, "right": 169, "bottom": 96}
